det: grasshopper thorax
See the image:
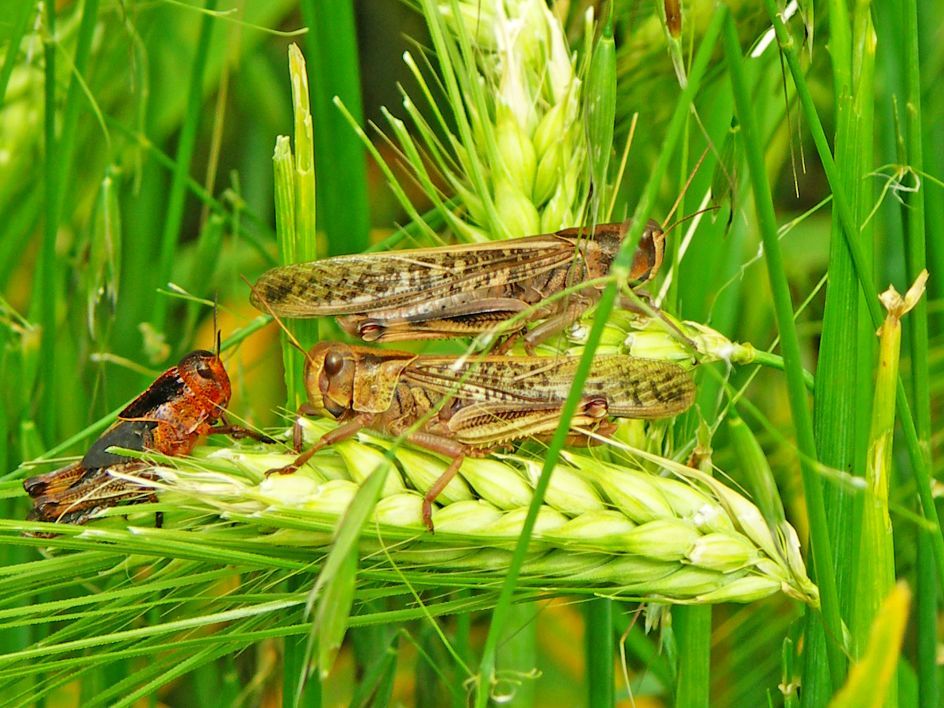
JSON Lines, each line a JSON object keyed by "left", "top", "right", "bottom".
{"left": 305, "top": 343, "right": 357, "bottom": 419}
{"left": 177, "top": 350, "right": 232, "bottom": 414}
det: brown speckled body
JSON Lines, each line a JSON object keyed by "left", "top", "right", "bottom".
{"left": 278, "top": 341, "right": 694, "bottom": 530}
{"left": 251, "top": 220, "right": 665, "bottom": 342}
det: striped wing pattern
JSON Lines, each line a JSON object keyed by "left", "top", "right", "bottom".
{"left": 251, "top": 236, "right": 577, "bottom": 316}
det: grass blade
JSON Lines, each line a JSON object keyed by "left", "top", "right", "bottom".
{"left": 721, "top": 14, "right": 845, "bottom": 690}
{"left": 300, "top": 0, "right": 370, "bottom": 256}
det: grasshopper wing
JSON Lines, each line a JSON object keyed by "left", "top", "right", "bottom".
{"left": 250, "top": 235, "right": 578, "bottom": 317}
{"left": 402, "top": 354, "right": 694, "bottom": 417}
{"left": 23, "top": 461, "right": 88, "bottom": 499}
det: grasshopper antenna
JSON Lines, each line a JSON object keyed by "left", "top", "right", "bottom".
{"left": 663, "top": 146, "right": 710, "bottom": 227}
{"left": 662, "top": 205, "right": 720, "bottom": 237}
{"left": 241, "top": 275, "right": 315, "bottom": 367}
{"left": 213, "top": 295, "right": 221, "bottom": 358}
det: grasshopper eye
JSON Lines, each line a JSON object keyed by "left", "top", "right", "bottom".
{"left": 196, "top": 361, "right": 214, "bottom": 380}
{"left": 324, "top": 351, "right": 344, "bottom": 377}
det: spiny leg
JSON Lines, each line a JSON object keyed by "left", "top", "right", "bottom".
{"left": 266, "top": 412, "right": 374, "bottom": 477}
{"left": 421, "top": 454, "right": 465, "bottom": 533}
{"left": 400, "top": 430, "right": 473, "bottom": 533}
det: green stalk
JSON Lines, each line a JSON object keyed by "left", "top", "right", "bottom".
{"left": 152, "top": 0, "right": 217, "bottom": 332}
{"left": 721, "top": 14, "right": 846, "bottom": 693}
{"left": 585, "top": 599, "right": 613, "bottom": 707}
{"left": 827, "top": 0, "right": 852, "bottom": 93}
{"left": 902, "top": 0, "right": 931, "bottom": 545}
{"left": 274, "top": 49, "right": 321, "bottom": 703}
{"left": 584, "top": 23, "right": 617, "bottom": 704}
{"left": 762, "top": 0, "right": 944, "bottom": 602}
{"left": 916, "top": 533, "right": 937, "bottom": 708}
{"left": 902, "top": 2, "right": 934, "bottom": 705}
{"left": 474, "top": 11, "right": 726, "bottom": 706}
{"left": 285, "top": 44, "right": 319, "bottom": 408}
{"left": 496, "top": 605, "right": 537, "bottom": 707}
{"left": 675, "top": 606, "right": 711, "bottom": 708}
{"left": 35, "top": 0, "right": 60, "bottom": 444}
{"left": 272, "top": 137, "right": 300, "bottom": 405}
{"left": 300, "top": 0, "right": 370, "bottom": 256}
{"left": 815, "top": 0, "right": 872, "bottom": 621}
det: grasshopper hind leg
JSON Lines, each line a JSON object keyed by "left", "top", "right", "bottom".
{"left": 396, "top": 430, "right": 484, "bottom": 533}
{"left": 421, "top": 454, "right": 465, "bottom": 533}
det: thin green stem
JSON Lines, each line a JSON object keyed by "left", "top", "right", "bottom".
{"left": 585, "top": 599, "right": 614, "bottom": 708}
{"left": 916, "top": 533, "right": 937, "bottom": 708}
{"left": 36, "top": 3, "right": 60, "bottom": 443}
{"left": 722, "top": 14, "right": 845, "bottom": 690}
{"left": 474, "top": 11, "right": 726, "bottom": 705}
{"left": 903, "top": 0, "right": 930, "bottom": 511}
{"left": 903, "top": 2, "right": 934, "bottom": 705}
{"left": 675, "top": 606, "right": 711, "bottom": 708}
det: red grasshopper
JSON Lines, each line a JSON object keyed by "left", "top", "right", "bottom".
{"left": 24, "top": 346, "right": 274, "bottom": 532}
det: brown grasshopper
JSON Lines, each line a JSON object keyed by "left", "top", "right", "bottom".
{"left": 273, "top": 342, "right": 695, "bottom": 531}
{"left": 250, "top": 220, "right": 665, "bottom": 348}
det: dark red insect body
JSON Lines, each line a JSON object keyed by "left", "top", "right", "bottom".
{"left": 24, "top": 350, "right": 268, "bottom": 532}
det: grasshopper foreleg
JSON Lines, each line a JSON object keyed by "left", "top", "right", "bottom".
{"left": 521, "top": 296, "right": 594, "bottom": 353}
{"left": 212, "top": 413, "right": 277, "bottom": 444}
{"left": 421, "top": 454, "right": 464, "bottom": 533}
{"left": 292, "top": 403, "right": 321, "bottom": 452}
{"left": 617, "top": 292, "right": 699, "bottom": 351}
{"left": 268, "top": 412, "right": 374, "bottom": 477}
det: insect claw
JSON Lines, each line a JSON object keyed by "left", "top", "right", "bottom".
{"left": 265, "top": 463, "right": 300, "bottom": 477}
{"left": 422, "top": 500, "right": 435, "bottom": 534}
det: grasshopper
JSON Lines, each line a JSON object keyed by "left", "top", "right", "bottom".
{"left": 24, "top": 348, "right": 274, "bottom": 533}
{"left": 250, "top": 220, "right": 666, "bottom": 347}
{"left": 273, "top": 342, "right": 695, "bottom": 531}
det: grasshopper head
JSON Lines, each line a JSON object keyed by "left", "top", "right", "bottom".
{"left": 177, "top": 350, "right": 232, "bottom": 413}
{"left": 629, "top": 220, "right": 666, "bottom": 283}
{"left": 586, "top": 220, "right": 665, "bottom": 284}
{"left": 304, "top": 343, "right": 356, "bottom": 419}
